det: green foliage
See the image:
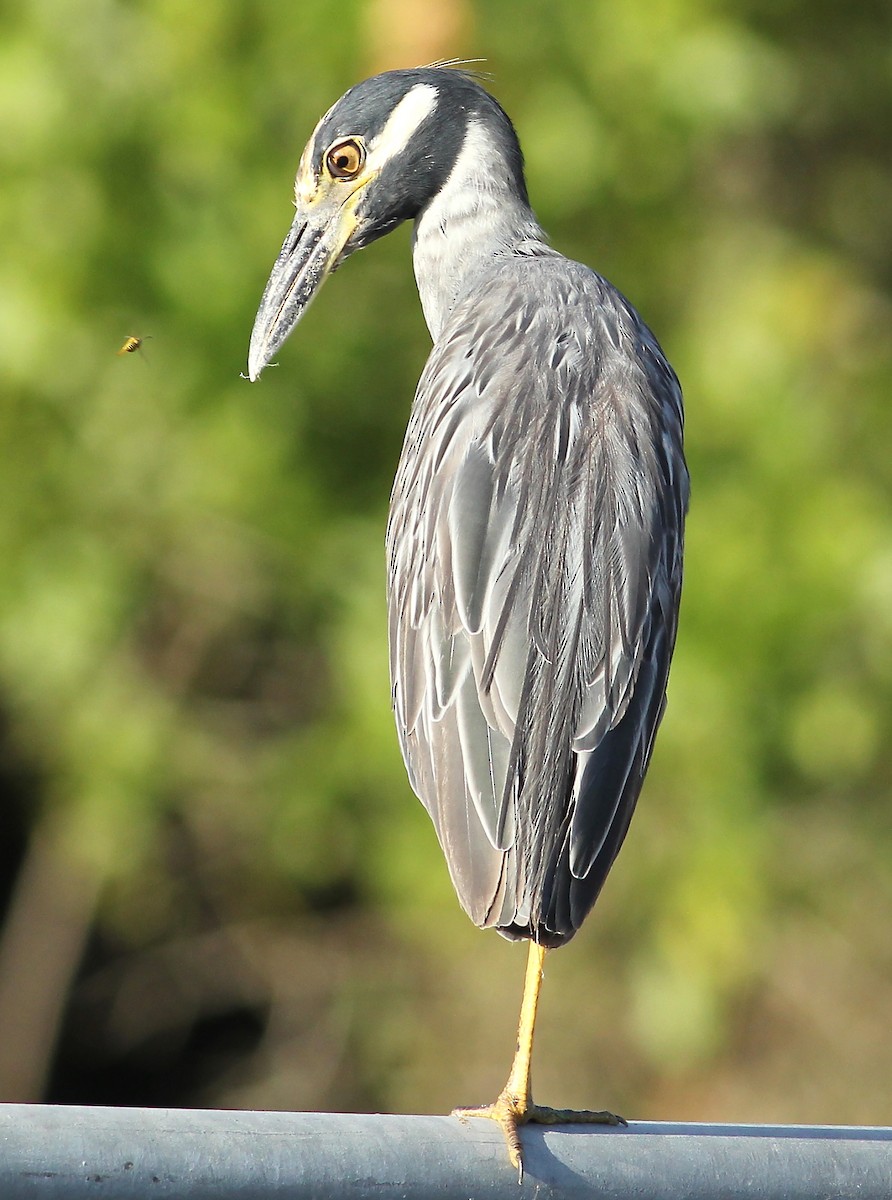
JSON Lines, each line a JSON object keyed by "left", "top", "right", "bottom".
{"left": 0, "top": 0, "right": 890, "bottom": 1122}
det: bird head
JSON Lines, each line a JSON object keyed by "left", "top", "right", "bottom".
{"left": 246, "top": 66, "right": 527, "bottom": 380}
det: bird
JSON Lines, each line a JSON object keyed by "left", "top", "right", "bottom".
{"left": 247, "top": 62, "right": 688, "bottom": 1174}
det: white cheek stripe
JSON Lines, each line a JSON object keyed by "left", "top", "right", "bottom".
{"left": 368, "top": 84, "right": 439, "bottom": 171}
{"left": 294, "top": 82, "right": 439, "bottom": 204}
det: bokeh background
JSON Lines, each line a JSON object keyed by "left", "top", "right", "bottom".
{"left": 1, "top": 0, "right": 890, "bottom": 1126}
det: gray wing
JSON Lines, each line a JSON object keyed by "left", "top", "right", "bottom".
{"left": 386, "top": 257, "right": 687, "bottom": 945}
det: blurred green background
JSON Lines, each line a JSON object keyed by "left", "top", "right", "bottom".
{"left": 0, "top": 0, "right": 890, "bottom": 1124}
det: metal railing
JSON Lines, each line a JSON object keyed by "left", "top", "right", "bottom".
{"left": 0, "top": 1105, "right": 889, "bottom": 1198}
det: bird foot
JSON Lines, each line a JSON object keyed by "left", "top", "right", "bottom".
{"left": 453, "top": 1091, "right": 626, "bottom": 1178}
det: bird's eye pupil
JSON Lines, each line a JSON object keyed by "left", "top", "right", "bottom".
{"left": 327, "top": 139, "right": 364, "bottom": 179}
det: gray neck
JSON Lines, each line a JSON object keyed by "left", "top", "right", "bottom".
{"left": 411, "top": 120, "right": 548, "bottom": 341}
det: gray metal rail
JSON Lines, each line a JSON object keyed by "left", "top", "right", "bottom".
{"left": 0, "top": 1104, "right": 889, "bottom": 1199}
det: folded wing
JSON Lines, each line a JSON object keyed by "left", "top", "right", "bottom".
{"left": 386, "top": 258, "right": 687, "bottom": 944}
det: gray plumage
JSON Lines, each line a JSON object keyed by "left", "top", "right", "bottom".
{"left": 389, "top": 253, "right": 685, "bottom": 947}
{"left": 248, "top": 65, "right": 688, "bottom": 951}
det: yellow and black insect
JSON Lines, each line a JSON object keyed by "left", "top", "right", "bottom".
{"left": 117, "top": 335, "right": 151, "bottom": 357}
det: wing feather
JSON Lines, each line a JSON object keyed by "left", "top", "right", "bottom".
{"left": 387, "top": 255, "right": 688, "bottom": 944}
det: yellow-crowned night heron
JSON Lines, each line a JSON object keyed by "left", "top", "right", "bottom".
{"left": 248, "top": 63, "right": 688, "bottom": 1173}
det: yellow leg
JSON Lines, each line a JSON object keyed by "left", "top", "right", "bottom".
{"left": 453, "top": 940, "right": 625, "bottom": 1176}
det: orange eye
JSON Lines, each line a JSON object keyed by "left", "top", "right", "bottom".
{"left": 325, "top": 138, "right": 365, "bottom": 180}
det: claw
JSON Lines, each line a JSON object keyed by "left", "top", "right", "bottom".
{"left": 452, "top": 1093, "right": 526, "bottom": 1172}
{"left": 453, "top": 1092, "right": 625, "bottom": 1175}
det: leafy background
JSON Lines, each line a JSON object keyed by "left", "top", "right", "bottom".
{"left": 0, "top": 0, "right": 890, "bottom": 1124}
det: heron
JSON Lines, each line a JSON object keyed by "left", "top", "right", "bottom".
{"left": 247, "top": 63, "right": 688, "bottom": 1173}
